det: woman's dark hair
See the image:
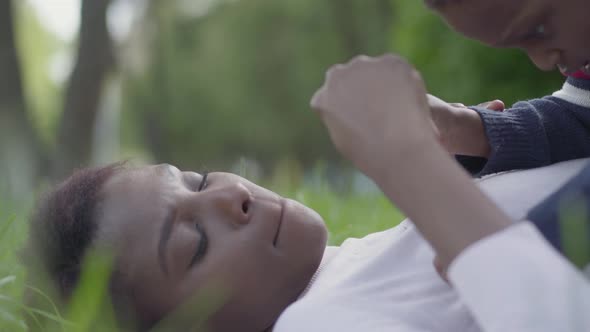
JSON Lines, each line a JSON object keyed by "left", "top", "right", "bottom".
{"left": 22, "top": 163, "right": 131, "bottom": 328}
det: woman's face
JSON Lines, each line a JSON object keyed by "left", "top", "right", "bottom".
{"left": 96, "top": 164, "right": 328, "bottom": 331}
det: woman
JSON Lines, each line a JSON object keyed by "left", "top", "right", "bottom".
{"left": 27, "top": 163, "right": 326, "bottom": 331}
{"left": 25, "top": 155, "right": 588, "bottom": 331}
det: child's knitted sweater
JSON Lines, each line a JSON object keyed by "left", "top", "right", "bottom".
{"left": 459, "top": 76, "right": 590, "bottom": 176}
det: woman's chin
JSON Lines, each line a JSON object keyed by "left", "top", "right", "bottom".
{"left": 282, "top": 199, "right": 328, "bottom": 249}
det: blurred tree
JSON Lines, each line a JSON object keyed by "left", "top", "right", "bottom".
{"left": 123, "top": 0, "right": 396, "bottom": 173}
{"left": 0, "top": 0, "right": 46, "bottom": 200}
{"left": 2, "top": 0, "right": 570, "bottom": 196}
{"left": 0, "top": 0, "right": 115, "bottom": 202}
{"left": 52, "top": 0, "right": 115, "bottom": 179}
{"left": 15, "top": 1, "right": 62, "bottom": 147}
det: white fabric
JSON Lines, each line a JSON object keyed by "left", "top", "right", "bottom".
{"left": 275, "top": 221, "right": 479, "bottom": 332}
{"left": 552, "top": 81, "right": 590, "bottom": 108}
{"left": 273, "top": 158, "right": 590, "bottom": 332}
{"left": 449, "top": 222, "right": 590, "bottom": 332}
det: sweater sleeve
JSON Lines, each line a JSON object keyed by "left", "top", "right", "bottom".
{"left": 457, "top": 77, "right": 590, "bottom": 176}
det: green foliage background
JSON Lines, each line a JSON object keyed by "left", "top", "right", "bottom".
{"left": 119, "top": 0, "right": 563, "bottom": 171}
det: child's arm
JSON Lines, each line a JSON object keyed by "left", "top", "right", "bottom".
{"left": 427, "top": 94, "right": 494, "bottom": 157}
{"left": 454, "top": 77, "right": 590, "bottom": 176}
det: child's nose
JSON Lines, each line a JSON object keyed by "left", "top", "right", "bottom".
{"left": 526, "top": 48, "right": 562, "bottom": 72}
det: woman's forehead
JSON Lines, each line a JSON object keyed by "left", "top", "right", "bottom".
{"left": 103, "top": 165, "right": 170, "bottom": 195}
{"left": 97, "top": 167, "right": 172, "bottom": 243}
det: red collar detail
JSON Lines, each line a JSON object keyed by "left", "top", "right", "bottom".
{"left": 569, "top": 70, "right": 590, "bottom": 79}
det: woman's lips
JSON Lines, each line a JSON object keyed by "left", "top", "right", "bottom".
{"left": 273, "top": 198, "right": 286, "bottom": 247}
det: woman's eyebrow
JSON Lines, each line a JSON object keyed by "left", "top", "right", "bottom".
{"left": 158, "top": 207, "right": 177, "bottom": 276}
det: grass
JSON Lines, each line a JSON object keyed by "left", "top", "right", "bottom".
{"left": 0, "top": 212, "right": 27, "bottom": 331}
{"left": 0, "top": 180, "right": 404, "bottom": 331}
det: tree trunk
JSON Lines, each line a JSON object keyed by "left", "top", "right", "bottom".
{"left": 376, "top": 0, "right": 394, "bottom": 48}
{"left": 329, "top": 0, "right": 364, "bottom": 56}
{"left": 0, "top": 0, "right": 45, "bottom": 202}
{"left": 139, "top": 0, "right": 172, "bottom": 164}
{"left": 53, "top": 0, "right": 114, "bottom": 179}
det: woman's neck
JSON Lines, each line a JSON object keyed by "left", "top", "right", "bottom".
{"left": 297, "top": 246, "right": 339, "bottom": 299}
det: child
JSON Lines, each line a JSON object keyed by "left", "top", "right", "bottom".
{"left": 425, "top": 0, "right": 590, "bottom": 176}
{"left": 421, "top": 0, "right": 590, "bottom": 271}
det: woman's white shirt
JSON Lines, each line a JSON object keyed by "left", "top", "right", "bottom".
{"left": 274, "top": 221, "right": 480, "bottom": 332}
{"left": 274, "top": 158, "right": 590, "bottom": 332}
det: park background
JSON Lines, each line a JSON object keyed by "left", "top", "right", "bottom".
{"left": 0, "top": 0, "right": 564, "bottom": 330}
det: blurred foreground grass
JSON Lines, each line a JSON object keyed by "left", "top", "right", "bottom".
{"left": 0, "top": 181, "right": 403, "bottom": 331}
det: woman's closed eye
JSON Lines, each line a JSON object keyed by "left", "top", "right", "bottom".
{"left": 198, "top": 172, "right": 208, "bottom": 191}
{"left": 187, "top": 172, "right": 209, "bottom": 269}
{"left": 182, "top": 171, "right": 209, "bottom": 192}
{"left": 188, "top": 222, "right": 208, "bottom": 269}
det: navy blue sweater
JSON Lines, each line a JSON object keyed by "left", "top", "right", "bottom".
{"left": 458, "top": 77, "right": 590, "bottom": 176}
{"left": 458, "top": 77, "right": 590, "bottom": 269}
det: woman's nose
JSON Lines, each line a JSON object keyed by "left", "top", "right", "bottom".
{"left": 205, "top": 182, "right": 252, "bottom": 225}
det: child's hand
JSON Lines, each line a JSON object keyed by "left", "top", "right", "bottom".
{"left": 428, "top": 95, "right": 504, "bottom": 158}
{"left": 311, "top": 54, "right": 436, "bottom": 180}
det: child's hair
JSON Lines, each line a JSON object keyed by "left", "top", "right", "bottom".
{"left": 424, "top": 0, "right": 462, "bottom": 9}
{"left": 21, "top": 162, "right": 138, "bottom": 329}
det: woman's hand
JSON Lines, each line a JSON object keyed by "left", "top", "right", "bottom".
{"left": 312, "top": 54, "right": 513, "bottom": 272}
{"left": 311, "top": 54, "right": 437, "bottom": 180}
